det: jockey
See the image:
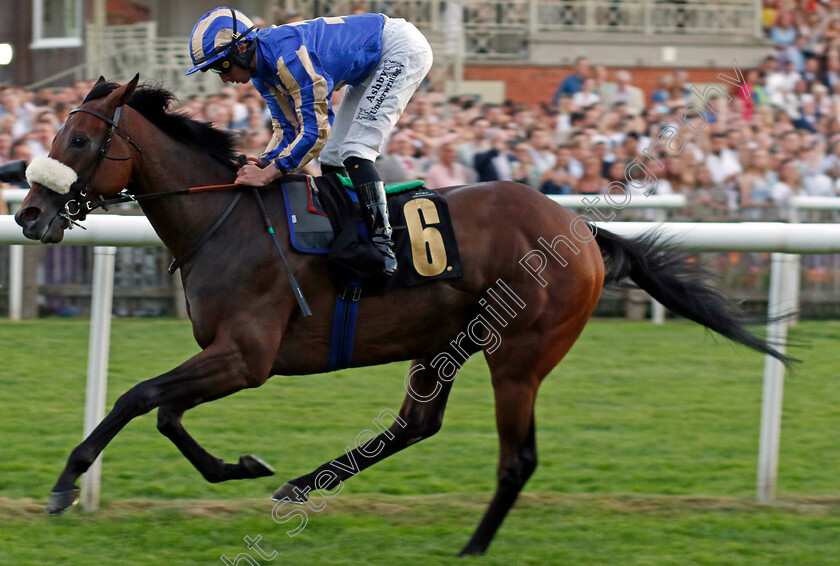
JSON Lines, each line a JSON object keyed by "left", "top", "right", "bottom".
{"left": 186, "top": 7, "right": 434, "bottom": 277}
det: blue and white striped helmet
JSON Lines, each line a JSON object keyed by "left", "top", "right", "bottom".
{"left": 185, "top": 7, "right": 257, "bottom": 76}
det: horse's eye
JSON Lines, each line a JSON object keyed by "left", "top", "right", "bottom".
{"left": 70, "top": 136, "right": 88, "bottom": 148}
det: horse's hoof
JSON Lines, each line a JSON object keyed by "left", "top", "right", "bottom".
{"left": 239, "top": 454, "right": 275, "bottom": 478}
{"left": 458, "top": 544, "right": 486, "bottom": 557}
{"left": 46, "top": 488, "right": 80, "bottom": 515}
{"left": 271, "top": 482, "right": 308, "bottom": 503}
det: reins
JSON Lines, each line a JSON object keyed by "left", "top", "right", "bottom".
{"left": 84, "top": 180, "right": 247, "bottom": 277}
{"left": 161, "top": 181, "right": 312, "bottom": 317}
{"left": 86, "top": 182, "right": 243, "bottom": 212}
{"left": 167, "top": 189, "right": 243, "bottom": 274}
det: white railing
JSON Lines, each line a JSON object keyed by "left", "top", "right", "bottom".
{"left": 790, "top": 195, "right": 840, "bottom": 220}
{"left": 1, "top": 212, "right": 836, "bottom": 508}
{"left": 549, "top": 193, "right": 685, "bottom": 221}
{"left": 9, "top": 213, "right": 837, "bottom": 252}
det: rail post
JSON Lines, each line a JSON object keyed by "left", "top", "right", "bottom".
{"left": 756, "top": 252, "right": 796, "bottom": 503}
{"left": 8, "top": 245, "right": 23, "bottom": 320}
{"left": 80, "top": 246, "right": 117, "bottom": 511}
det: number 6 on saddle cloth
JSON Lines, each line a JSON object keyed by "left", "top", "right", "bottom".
{"left": 279, "top": 174, "right": 462, "bottom": 370}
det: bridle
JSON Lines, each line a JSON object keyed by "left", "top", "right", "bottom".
{"left": 53, "top": 99, "right": 249, "bottom": 272}
{"left": 60, "top": 102, "right": 242, "bottom": 224}
{"left": 61, "top": 104, "right": 143, "bottom": 224}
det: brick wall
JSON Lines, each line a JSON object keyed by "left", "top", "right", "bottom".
{"left": 463, "top": 65, "right": 735, "bottom": 106}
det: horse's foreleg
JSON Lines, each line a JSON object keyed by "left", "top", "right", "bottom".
{"left": 273, "top": 357, "right": 455, "bottom": 502}
{"left": 157, "top": 404, "right": 275, "bottom": 483}
{"left": 47, "top": 341, "right": 259, "bottom": 514}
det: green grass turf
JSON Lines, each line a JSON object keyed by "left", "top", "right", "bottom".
{"left": 0, "top": 318, "right": 838, "bottom": 565}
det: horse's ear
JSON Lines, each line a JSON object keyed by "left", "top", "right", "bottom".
{"left": 110, "top": 74, "right": 140, "bottom": 107}
{"left": 95, "top": 76, "right": 106, "bottom": 85}
{"left": 121, "top": 74, "right": 140, "bottom": 103}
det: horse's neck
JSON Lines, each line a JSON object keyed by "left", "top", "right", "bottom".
{"left": 130, "top": 132, "right": 239, "bottom": 259}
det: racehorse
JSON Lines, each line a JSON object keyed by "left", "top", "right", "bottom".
{"left": 15, "top": 76, "right": 787, "bottom": 556}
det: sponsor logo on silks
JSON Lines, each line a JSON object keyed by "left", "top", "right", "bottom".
{"left": 357, "top": 60, "right": 405, "bottom": 121}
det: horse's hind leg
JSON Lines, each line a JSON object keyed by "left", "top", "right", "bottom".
{"left": 460, "top": 320, "right": 588, "bottom": 556}
{"left": 157, "top": 403, "right": 275, "bottom": 483}
{"left": 273, "top": 356, "right": 458, "bottom": 502}
{"left": 458, "top": 369, "right": 539, "bottom": 556}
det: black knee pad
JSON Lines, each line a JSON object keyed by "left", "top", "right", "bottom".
{"left": 343, "top": 157, "right": 381, "bottom": 187}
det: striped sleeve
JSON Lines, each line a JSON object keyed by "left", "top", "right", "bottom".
{"left": 268, "top": 45, "right": 333, "bottom": 172}
{"left": 253, "top": 80, "right": 298, "bottom": 167}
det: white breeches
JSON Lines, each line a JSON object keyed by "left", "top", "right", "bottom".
{"left": 319, "top": 17, "right": 433, "bottom": 166}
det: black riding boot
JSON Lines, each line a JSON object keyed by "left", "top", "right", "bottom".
{"left": 357, "top": 181, "right": 398, "bottom": 276}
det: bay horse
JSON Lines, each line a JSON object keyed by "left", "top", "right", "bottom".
{"left": 15, "top": 77, "right": 786, "bottom": 556}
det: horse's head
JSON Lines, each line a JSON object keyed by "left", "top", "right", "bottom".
{"left": 15, "top": 75, "right": 140, "bottom": 243}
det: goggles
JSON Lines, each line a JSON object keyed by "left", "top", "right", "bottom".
{"left": 204, "top": 57, "right": 233, "bottom": 74}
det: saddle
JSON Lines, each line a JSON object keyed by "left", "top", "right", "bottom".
{"left": 278, "top": 173, "right": 463, "bottom": 371}
{"left": 279, "top": 173, "right": 462, "bottom": 296}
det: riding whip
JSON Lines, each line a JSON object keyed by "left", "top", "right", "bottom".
{"left": 251, "top": 186, "right": 313, "bottom": 318}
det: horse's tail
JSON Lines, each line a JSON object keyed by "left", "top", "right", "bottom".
{"left": 594, "top": 227, "right": 791, "bottom": 364}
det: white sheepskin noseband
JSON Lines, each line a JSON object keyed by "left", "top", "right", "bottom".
{"left": 25, "top": 156, "right": 78, "bottom": 195}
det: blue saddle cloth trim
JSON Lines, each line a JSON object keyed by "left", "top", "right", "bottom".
{"left": 328, "top": 188, "right": 365, "bottom": 371}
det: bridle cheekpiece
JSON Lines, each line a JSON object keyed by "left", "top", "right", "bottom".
{"left": 57, "top": 104, "right": 142, "bottom": 222}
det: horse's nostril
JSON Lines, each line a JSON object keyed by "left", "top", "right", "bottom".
{"left": 16, "top": 206, "right": 41, "bottom": 227}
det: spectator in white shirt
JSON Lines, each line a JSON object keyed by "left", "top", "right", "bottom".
{"left": 799, "top": 143, "right": 834, "bottom": 196}
{"left": 0, "top": 88, "right": 32, "bottom": 139}
{"left": 572, "top": 78, "right": 600, "bottom": 107}
{"left": 818, "top": 139, "right": 840, "bottom": 178}
{"left": 705, "top": 132, "right": 743, "bottom": 185}
{"left": 772, "top": 158, "right": 803, "bottom": 217}
{"left": 600, "top": 70, "right": 645, "bottom": 116}
{"left": 527, "top": 128, "right": 557, "bottom": 176}
{"left": 26, "top": 121, "right": 54, "bottom": 160}
{"left": 765, "top": 59, "right": 801, "bottom": 100}
{"left": 456, "top": 117, "right": 492, "bottom": 168}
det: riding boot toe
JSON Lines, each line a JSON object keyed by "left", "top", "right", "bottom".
{"left": 371, "top": 236, "right": 397, "bottom": 276}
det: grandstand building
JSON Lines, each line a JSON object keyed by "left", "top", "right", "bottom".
{"left": 1, "top": 0, "right": 770, "bottom": 102}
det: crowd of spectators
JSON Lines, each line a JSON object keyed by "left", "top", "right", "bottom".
{"left": 3, "top": 1, "right": 840, "bottom": 222}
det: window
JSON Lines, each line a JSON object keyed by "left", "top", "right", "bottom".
{"left": 31, "top": 0, "right": 83, "bottom": 49}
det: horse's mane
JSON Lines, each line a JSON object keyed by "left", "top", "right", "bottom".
{"left": 84, "top": 82, "right": 238, "bottom": 166}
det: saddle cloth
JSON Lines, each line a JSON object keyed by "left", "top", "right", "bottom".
{"left": 280, "top": 173, "right": 462, "bottom": 295}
